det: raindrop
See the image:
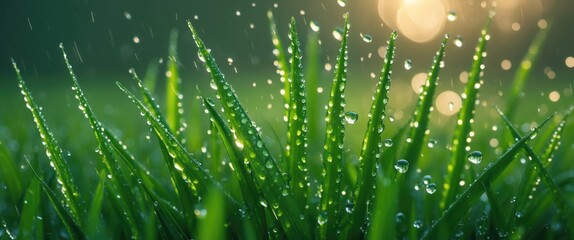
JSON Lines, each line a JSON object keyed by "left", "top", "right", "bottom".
{"left": 404, "top": 59, "right": 413, "bottom": 70}
{"left": 394, "top": 159, "right": 409, "bottom": 173}
{"left": 454, "top": 35, "right": 463, "bottom": 47}
{"left": 413, "top": 220, "right": 423, "bottom": 229}
{"left": 124, "top": 11, "right": 132, "bottom": 20}
{"left": 384, "top": 139, "right": 394, "bottom": 147}
{"left": 310, "top": 21, "right": 320, "bottom": 32}
{"left": 318, "top": 213, "right": 327, "bottom": 225}
{"left": 332, "top": 27, "right": 344, "bottom": 41}
{"left": 449, "top": 102, "right": 454, "bottom": 111}
{"left": 425, "top": 183, "right": 437, "bottom": 194}
{"left": 428, "top": 139, "right": 437, "bottom": 148}
{"left": 422, "top": 175, "right": 432, "bottom": 185}
{"left": 468, "top": 151, "right": 483, "bottom": 164}
{"left": 337, "top": 0, "right": 347, "bottom": 7}
{"left": 344, "top": 111, "right": 359, "bottom": 124}
{"left": 360, "top": 33, "right": 373, "bottom": 43}
{"left": 447, "top": 11, "right": 457, "bottom": 22}
{"left": 396, "top": 212, "right": 405, "bottom": 223}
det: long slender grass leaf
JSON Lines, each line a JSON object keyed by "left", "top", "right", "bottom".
{"left": 319, "top": 13, "right": 349, "bottom": 240}
{"left": 188, "top": 20, "right": 309, "bottom": 239}
{"left": 441, "top": 16, "right": 493, "bottom": 210}
{"left": 349, "top": 30, "right": 397, "bottom": 237}
{"left": 165, "top": 29, "right": 183, "bottom": 135}
{"left": 13, "top": 59, "right": 83, "bottom": 224}
{"left": 19, "top": 178, "right": 43, "bottom": 240}
{"left": 86, "top": 171, "right": 106, "bottom": 238}
{"left": 198, "top": 187, "right": 226, "bottom": 240}
{"left": 60, "top": 44, "right": 141, "bottom": 238}
{"left": 0, "top": 140, "right": 22, "bottom": 204}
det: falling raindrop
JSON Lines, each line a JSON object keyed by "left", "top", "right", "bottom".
{"left": 310, "top": 21, "right": 320, "bottom": 32}
{"left": 344, "top": 111, "right": 359, "bottom": 124}
{"left": 337, "top": 0, "right": 347, "bottom": 7}
{"left": 448, "top": 102, "right": 454, "bottom": 111}
{"left": 360, "top": 33, "right": 373, "bottom": 43}
{"left": 427, "top": 139, "right": 437, "bottom": 148}
{"left": 425, "top": 183, "right": 437, "bottom": 194}
{"left": 394, "top": 159, "right": 409, "bottom": 173}
{"left": 422, "top": 175, "right": 432, "bottom": 186}
{"left": 404, "top": 59, "right": 413, "bottom": 70}
{"left": 454, "top": 35, "right": 463, "bottom": 47}
{"left": 413, "top": 220, "right": 423, "bottom": 229}
{"left": 318, "top": 213, "right": 328, "bottom": 225}
{"left": 447, "top": 11, "right": 457, "bottom": 22}
{"left": 332, "top": 27, "right": 344, "bottom": 41}
{"left": 468, "top": 151, "right": 483, "bottom": 164}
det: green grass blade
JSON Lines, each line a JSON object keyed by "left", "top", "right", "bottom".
{"left": 482, "top": 180, "right": 507, "bottom": 235}
{"left": 319, "top": 13, "right": 349, "bottom": 240}
{"left": 505, "top": 20, "right": 552, "bottom": 122}
{"left": 421, "top": 113, "right": 555, "bottom": 239}
{"left": 86, "top": 171, "right": 106, "bottom": 238}
{"left": 267, "top": 10, "right": 291, "bottom": 110}
{"left": 495, "top": 106, "right": 574, "bottom": 238}
{"left": 367, "top": 170, "right": 398, "bottom": 240}
{"left": 28, "top": 165, "right": 85, "bottom": 240}
{"left": 441, "top": 16, "right": 492, "bottom": 210}
{"left": 60, "top": 44, "right": 142, "bottom": 238}
{"left": 13, "top": 59, "right": 83, "bottom": 224}
{"left": 19, "top": 178, "right": 43, "bottom": 240}
{"left": 188, "top": 20, "right": 309, "bottom": 239}
{"left": 198, "top": 187, "right": 226, "bottom": 240}
{"left": 200, "top": 95, "right": 269, "bottom": 238}
{"left": 0, "top": 140, "right": 23, "bottom": 204}
{"left": 349, "top": 30, "right": 397, "bottom": 237}
{"left": 401, "top": 34, "right": 449, "bottom": 173}
{"left": 286, "top": 18, "right": 309, "bottom": 211}
{"left": 165, "top": 29, "right": 183, "bottom": 135}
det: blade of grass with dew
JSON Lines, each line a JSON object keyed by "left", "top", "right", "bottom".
{"left": 267, "top": 10, "right": 290, "bottom": 112}
{"left": 13, "top": 59, "right": 83, "bottom": 224}
{"left": 482, "top": 180, "right": 507, "bottom": 236}
{"left": 304, "top": 20, "right": 321, "bottom": 147}
{"left": 188, "top": 20, "right": 310, "bottom": 239}
{"left": 19, "top": 178, "right": 43, "bottom": 240}
{"left": 86, "top": 171, "right": 106, "bottom": 238}
{"left": 441, "top": 16, "right": 492, "bottom": 210}
{"left": 197, "top": 187, "right": 225, "bottom": 240}
{"left": 495, "top": 106, "right": 574, "bottom": 238}
{"left": 0, "top": 140, "right": 22, "bottom": 204}
{"left": 60, "top": 44, "right": 142, "bottom": 238}
{"left": 349, "top": 30, "right": 396, "bottom": 238}
{"left": 367, "top": 168, "right": 398, "bottom": 240}
{"left": 505, "top": 20, "right": 552, "bottom": 122}
{"left": 200, "top": 95, "right": 269, "bottom": 238}
{"left": 166, "top": 29, "right": 184, "bottom": 135}
{"left": 129, "top": 69, "right": 198, "bottom": 227}
{"left": 318, "top": 13, "right": 349, "bottom": 240}
{"left": 401, "top": 34, "right": 448, "bottom": 175}
{"left": 421, "top": 113, "right": 555, "bottom": 239}
{"left": 28, "top": 164, "right": 85, "bottom": 240}
{"left": 286, "top": 18, "right": 309, "bottom": 211}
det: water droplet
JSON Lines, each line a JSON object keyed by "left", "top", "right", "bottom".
{"left": 310, "top": 20, "right": 320, "bottom": 32}
{"left": 396, "top": 212, "right": 405, "bottom": 223}
{"left": 428, "top": 139, "right": 437, "bottom": 148}
{"left": 394, "top": 159, "right": 409, "bottom": 173}
{"left": 422, "top": 175, "right": 432, "bottom": 185}
{"left": 318, "top": 213, "right": 327, "bottom": 225}
{"left": 332, "top": 27, "right": 344, "bottom": 41}
{"left": 344, "top": 111, "right": 358, "bottom": 124}
{"left": 360, "top": 33, "right": 373, "bottom": 43}
{"left": 425, "top": 183, "right": 437, "bottom": 194}
{"left": 449, "top": 102, "right": 454, "bottom": 111}
{"left": 454, "top": 35, "right": 463, "bottom": 47}
{"left": 404, "top": 59, "right": 413, "bottom": 70}
{"left": 337, "top": 0, "right": 347, "bottom": 7}
{"left": 468, "top": 151, "right": 483, "bottom": 164}
{"left": 447, "top": 11, "right": 457, "bottom": 22}
{"left": 413, "top": 220, "right": 423, "bottom": 229}
{"left": 384, "top": 139, "right": 394, "bottom": 147}
{"left": 515, "top": 211, "right": 523, "bottom": 218}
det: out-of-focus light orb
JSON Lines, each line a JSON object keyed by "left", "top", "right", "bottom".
{"left": 411, "top": 72, "right": 427, "bottom": 93}
{"left": 378, "top": 0, "right": 448, "bottom": 43}
{"left": 565, "top": 56, "right": 574, "bottom": 68}
{"left": 549, "top": 91, "right": 560, "bottom": 102}
{"left": 436, "top": 91, "right": 462, "bottom": 116}
{"left": 501, "top": 59, "right": 512, "bottom": 70}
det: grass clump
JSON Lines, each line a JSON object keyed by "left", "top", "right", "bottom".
{"left": 2, "top": 10, "right": 573, "bottom": 240}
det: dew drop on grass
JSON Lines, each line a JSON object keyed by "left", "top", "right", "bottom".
{"left": 447, "top": 11, "right": 457, "bottom": 21}
{"left": 360, "top": 33, "right": 373, "bottom": 43}
{"left": 413, "top": 220, "right": 423, "bottom": 229}
{"left": 344, "top": 111, "right": 358, "bottom": 124}
{"left": 318, "top": 213, "right": 327, "bottom": 225}
{"left": 454, "top": 35, "right": 463, "bottom": 47}
{"left": 425, "top": 183, "right": 437, "bottom": 194}
{"left": 428, "top": 139, "right": 437, "bottom": 148}
{"left": 384, "top": 139, "right": 393, "bottom": 147}
{"left": 422, "top": 175, "right": 432, "bottom": 185}
{"left": 396, "top": 212, "right": 405, "bottom": 223}
{"left": 337, "top": 0, "right": 347, "bottom": 7}
{"left": 468, "top": 151, "right": 483, "bottom": 164}
{"left": 394, "top": 159, "right": 409, "bottom": 173}
{"left": 404, "top": 59, "right": 413, "bottom": 70}
{"left": 333, "top": 27, "right": 344, "bottom": 41}
{"left": 310, "top": 20, "right": 320, "bottom": 32}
